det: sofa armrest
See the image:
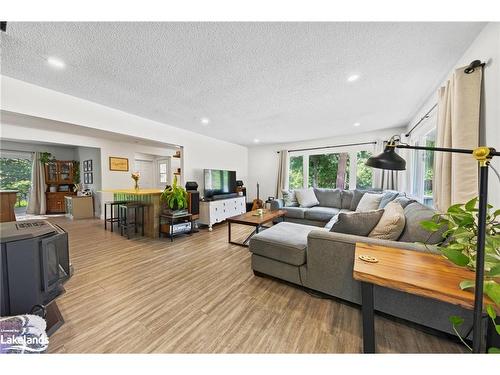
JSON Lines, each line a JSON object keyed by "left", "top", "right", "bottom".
{"left": 270, "top": 198, "right": 284, "bottom": 210}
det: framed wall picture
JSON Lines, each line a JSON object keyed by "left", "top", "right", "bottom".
{"left": 87, "top": 159, "right": 93, "bottom": 172}
{"left": 109, "top": 157, "right": 129, "bottom": 172}
{"left": 83, "top": 160, "right": 88, "bottom": 172}
{"left": 83, "top": 172, "right": 94, "bottom": 185}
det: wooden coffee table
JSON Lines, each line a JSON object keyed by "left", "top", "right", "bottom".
{"left": 227, "top": 209, "right": 287, "bottom": 247}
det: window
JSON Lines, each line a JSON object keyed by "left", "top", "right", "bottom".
{"left": 0, "top": 153, "right": 33, "bottom": 209}
{"left": 410, "top": 126, "right": 436, "bottom": 207}
{"left": 356, "top": 151, "right": 373, "bottom": 189}
{"left": 287, "top": 146, "right": 373, "bottom": 190}
{"left": 157, "top": 159, "right": 170, "bottom": 187}
{"left": 308, "top": 153, "right": 349, "bottom": 189}
{"left": 289, "top": 155, "right": 304, "bottom": 190}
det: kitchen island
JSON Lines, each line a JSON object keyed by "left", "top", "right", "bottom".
{"left": 101, "top": 189, "right": 163, "bottom": 238}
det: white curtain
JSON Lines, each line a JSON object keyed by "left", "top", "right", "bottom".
{"left": 372, "top": 140, "right": 399, "bottom": 190}
{"left": 276, "top": 150, "right": 289, "bottom": 197}
{"left": 434, "top": 66, "right": 481, "bottom": 212}
{"left": 26, "top": 152, "right": 47, "bottom": 215}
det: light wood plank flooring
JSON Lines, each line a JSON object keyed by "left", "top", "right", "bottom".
{"left": 46, "top": 217, "right": 465, "bottom": 353}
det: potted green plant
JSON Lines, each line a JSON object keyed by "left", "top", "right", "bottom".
{"left": 160, "top": 175, "right": 188, "bottom": 213}
{"left": 39, "top": 152, "right": 54, "bottom": 164}
{"left": 421, "top": 197, "right": 500, "bottom": 353}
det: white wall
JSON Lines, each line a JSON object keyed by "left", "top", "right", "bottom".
{"left": 0, "top": 75, "right": 248, "bottom": 190}
{"left": 406, "top": 22, "right": 500, "bottom": 208}
{"left": 247, "top": 127, "right": 404, "bottom": 200}
{"left": 0, "top": 139, "right": 76, "bottom": 160}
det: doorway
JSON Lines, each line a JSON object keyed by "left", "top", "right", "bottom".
{"left": 134, "top": 159, "right": 154, "bottom": 189}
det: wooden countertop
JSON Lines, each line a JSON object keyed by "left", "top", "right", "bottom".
{"left": 100, "top": 189, "right": 163, "bottom": 195}
{"left": 353, "top": 242, "right": 498, "bottom": 313}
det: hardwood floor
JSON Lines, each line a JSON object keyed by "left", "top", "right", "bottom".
{"left": 46, "top": 217, "right": 465, "bottom": 353}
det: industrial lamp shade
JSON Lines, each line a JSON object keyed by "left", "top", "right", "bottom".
{"left": 365, "top": 147, "right": 406, "bottom": 170}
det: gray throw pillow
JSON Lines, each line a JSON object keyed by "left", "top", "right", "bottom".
{"left": 313, "top": 188, "right": 342, "bottom": 208}
{"left": 378, "top": 191, "right": 400, "bottom": 209}
{"left": 393, "top": 196, "right": 416, "bottom": 209}
{"left": 282, "top": 190, "right": 298, "bottom": 207}
{"left": 330, "top": 209, "right": 384, "bottom": 236}
{"left": 398, "top": 202, "right": 447, "bottom": 244}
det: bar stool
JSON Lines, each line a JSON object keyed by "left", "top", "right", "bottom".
{"left": 104, "top": 200, "right": 128, "bottom": 232}
{"left": 119, "top": 202, "right": 146, "bottom": 239}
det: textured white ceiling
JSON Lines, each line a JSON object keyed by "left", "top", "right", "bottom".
{"left": 0, "top": 22, "right": 486, "bottom": 146}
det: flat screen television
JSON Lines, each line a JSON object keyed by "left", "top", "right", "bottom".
{"left": 204, "top": 169, "right": 237, "bottom": 199}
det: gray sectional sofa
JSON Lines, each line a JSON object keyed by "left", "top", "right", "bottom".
{"left": 250, "top": 188, "right": 474, "bottom": 337}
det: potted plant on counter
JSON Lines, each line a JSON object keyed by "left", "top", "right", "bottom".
{"left": 160, "top": 175, "right": 188, "bottom": 215}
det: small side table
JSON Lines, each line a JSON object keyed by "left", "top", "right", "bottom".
{"left": 159, "top": 213, "right": 195, "bottom": 242}
{"left": 352, "top": 242, "right": 498, "bottom": 353}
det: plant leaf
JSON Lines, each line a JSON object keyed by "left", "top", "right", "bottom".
{"left": 465, "top": 197, "right": 478, "bottom": 211}
{"left": 449, "top": 315, "right": 464, "bottom": 326}
{"left": 459, "top": 279, "right": 475, "bottom": 290}
{"left": 420, "top": 220, "right": 440, "bottom": 232}
{"left": 486, "top": 305, "right": 497, "bottom": 320}
{"left": 488, "top": 347, "right": 500, "bottom": 354}
{"left": 442, "top": 248, "right": 470, "bottom": 267}
{"left": 484, "top": 281, "right": 500, "bottom": 305}
{"left": 488, "top": 265, "right": 500, "bottom": 277}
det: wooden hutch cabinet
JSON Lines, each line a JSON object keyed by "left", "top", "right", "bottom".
{"left": 44, "top": 160, "right": 77, "bottom": 214}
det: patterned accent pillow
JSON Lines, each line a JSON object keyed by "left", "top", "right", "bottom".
{"left": 369, "top": 201, "right": 406, "bottom": 240}
{"left": 282, "top": 190, "right": 299, "bottom": 207}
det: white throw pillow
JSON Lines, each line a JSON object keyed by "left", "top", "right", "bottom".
{"left": 369, "top": 201, "right": 406, "bottom": 240}
{"left": 356, "top": 192, "right": 383, "bottom": 212}
{"left": 295, "top": 188, "right": 320, "bottom": 208}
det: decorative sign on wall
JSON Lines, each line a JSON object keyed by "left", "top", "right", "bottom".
{"left": 109, "top": 157, "right": 129, "bottom": 172}
{"left": 83, "top": 172, "right": 93, "bottom": 184}
{"left": 83, "top": 159, "right": 93, "bottom": 172}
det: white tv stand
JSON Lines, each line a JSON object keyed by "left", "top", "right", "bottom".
{"left": 199, "top": 196, "right": 246, "bottom": 231}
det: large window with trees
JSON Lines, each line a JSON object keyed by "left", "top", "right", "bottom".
{"left": 288, "top": 147, "right": 373, "bottom": 190}
{"left": 289, "top": 155, "right": 304, "bottom": 189}
{"left": 356, "top": 151, "right": 373, "bottom": 189}
{"left": 308, "top": 153, "right": 350, "bottom": 189}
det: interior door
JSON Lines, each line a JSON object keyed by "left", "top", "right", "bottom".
{"left": 134, "top": 160, "right": 154, "bottom": 189}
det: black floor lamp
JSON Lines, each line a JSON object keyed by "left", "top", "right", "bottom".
{"left": 365, "top": 135, "right": 498, "bottom": 353}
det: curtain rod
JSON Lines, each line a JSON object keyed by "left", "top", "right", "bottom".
{"left": 277, "top": 141, "right": 376, "bottom": 154}
{"left": 405, "top": 103, "right": 438, "bottom": 138}
{"left": 405, "top": 60, "right": 485, "bottom": 138}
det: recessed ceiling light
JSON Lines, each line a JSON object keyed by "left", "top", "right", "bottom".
{"left": 47, "top": 57, "right": 66, "bottom": 69}
{"left": 200, "top": 117, "right": 210, "bottom": 125}
{"left": 353, "top": 122, "right": 361, "bottom": 127}
{"left": 347, "top": 74, "right": 360, "bottom": 82}
{"left": 253, "top": 138, "right": 260, "bottom": 144}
